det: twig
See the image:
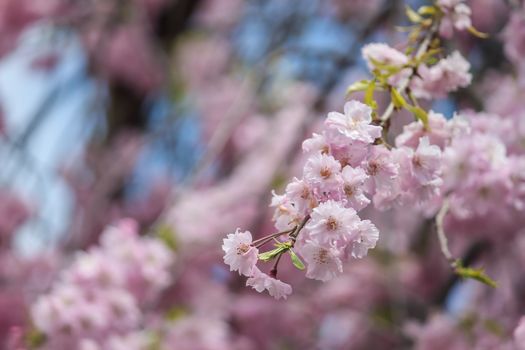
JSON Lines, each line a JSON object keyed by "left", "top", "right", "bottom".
{"left": 252, "top": 228, "right": 295, "bottom": 248}
{"left": 436, "top": 198, "right": 455, "bottom": 265}
{"left": 380, "top": 21, "right": 439, "bottom": 123}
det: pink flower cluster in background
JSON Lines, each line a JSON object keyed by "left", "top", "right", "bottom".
{"left": 31, "top": 219, "right": 174, "bottom": 349}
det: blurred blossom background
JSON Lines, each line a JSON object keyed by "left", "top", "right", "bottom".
{"left": 1, "top": 0, "right": 524, "bottom": 349}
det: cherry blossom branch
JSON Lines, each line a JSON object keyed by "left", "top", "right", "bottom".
{"left": 290, "top": 215, "right": 311, "bottom": 243}
{"left": 379, "top": 21, "right": 439, "bottom": 124}
{"left": 436, "top": 198, "right": 497, "bottom": 288}
{"left": 435, "top": 197, "right": 455, "bottom": 265}
{"left": 252, "top": 228, "right": 296, "bottom": 248}
{"left": 269, "top": 252, "right": 284, "bottom": 278}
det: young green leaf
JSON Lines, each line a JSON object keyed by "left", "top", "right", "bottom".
{"left": 390, "top": 87, "right": 407, "bottom": 109}
{"left": 156, "top": 224, "right": 178, "bottom": 251}
{"left": 289, "top": 249, "right": 305, "bottom": 270}
{"left": 364, "top": 80, "right": 377, "bottom": 110}
{"left": 405, "top": 5, "right": 423, "bottom": 23}
{"left": 455, "top": 265, "right": 498, "bottom": 288}
{"left": 346, "top": 80, "right": 370, "bottom": 95}
{"left": 258, "top": 245, "right": 289, "bottom": 261}
{"left": 468, "top": 26, "right": 489, "bottom": 39}
{"left": 417, "top": 5, "right": 436, "bottom": 16}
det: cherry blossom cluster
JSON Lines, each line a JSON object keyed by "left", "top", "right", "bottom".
{"left": 30, "top": 219, "right": 174, "bottom": 348}
{"left": 441, "top": 111, "right": 525, "bottom": 228}
{"left": 362, "top": 43, "right": 472, "bottom": 100}
{"left": 223, "top": 99, "right": 450, "bottom": 298}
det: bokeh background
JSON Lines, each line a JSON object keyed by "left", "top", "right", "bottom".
{"left": 1, "top": 0, "right": 524, "bottom": 349}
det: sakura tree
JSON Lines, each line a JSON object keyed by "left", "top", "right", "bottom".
{"left": 1, "top": 0, "right": 525, "bottom": 349}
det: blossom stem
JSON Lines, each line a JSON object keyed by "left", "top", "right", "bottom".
{"left": 290, "top": 214, "right": 311, "bottom": 244}
{"left": 436, "top": 198, "right": 456, "bottom": 265}
{"left": 269, "top": 252, "right": 283, "bottom": 278}
{"left": 252, "top": 228, "right": 295, "bottom": 248}
{"left": 380, "top": 20, "right": 439, "bottom": 123}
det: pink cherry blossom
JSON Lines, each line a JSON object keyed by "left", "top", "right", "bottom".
{"left": 412, "top": 137, "right": 442, "bottom": 185}
{"left": 437, "top": 0, "right": 472, "bottom": 38}
{"left": 302, "top": 132, "right": 330, "bottom": 155}
{"left": 325, "top": 100, "right": 382, "bottom": 144}
{"left": 362, "top": 43, "right": 411, "bottom": 87}
{"left": 362, "top": 145, "right": 400, "bottom": 209}
{"left": 395, "top": 111, "right": 452, "bottom": 150}
{"left": 305, "top": 200, "right": 359, "bottom": 245}
{"left": 411, "top": 51, "right": 472, "bottom": 99}
{"left": 222, "top": 229, "right": 259, "bottom": 277}
{"left": 285, "top": 178, "right": 315, "bottom": 214}
{"left": 351, "top": 220, "right": 379, "bottom": 259}
{"left": 340, "top": 165, "right": 370, "bottom": 211}
{"left": 303, "top": 153, "right": 342, "bottom": 191}
{"left": 299, "top": 240, "right": 343, "bottom": 282}
{"left": 270, "top": 191, "right": 304, "bottom": 232}
{"left": 246, "top": 267, "right": 292, "bottom": 300}
{"left": 361, "top": 43, "right": 409, "bottom": 70}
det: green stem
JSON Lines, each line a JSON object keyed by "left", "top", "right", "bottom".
{"left": 380, "top": 20, "right": 439, "bottom": 124}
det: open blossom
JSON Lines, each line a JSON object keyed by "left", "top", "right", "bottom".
{"left": 299, "top": 240, "right": 343, "bottom": 282}
{"left": 362, "top": 43, "right": 411, "bottom": 87}
{"left": 411, "top": 51, "right": 472, "bottom": 99}
{"left": 285, "top": 178, "right": 315, "bottom": 214}
{"left": 305, "top": 200, "right": 359, "bottom": 245}
{"left": 222, "top": 229, "right": 258, "bottom": 276}
{"left": 362, "top": 43, "right": 408, "bottom": 69}
{"left": 350, "top": 220, "right": 379, "bottom": 259}
{"left": 363, "top": 145, "right": 400, "bottom": 209}
{"left": 341, "top": 166, "right": 370, "bottom": 211}
{"left": 270, "top": 191, "right": 303, "bottom": 231}
{"left": 412, "top": 137, "right": 442, "bottom": 185}
{"left": 325, "top": 100, "right": 382, "bottom": 144}
{"left": 395, "top": 111, "right": 452, "bottom": 150}
{"left": 303, "top": 153, "right": 342, "bottom": 191}
{"left": 394, "top": 143, "right": 443, "bottom": 207}
{"left": 437, "top": 0, "right": 472, "bottom": 38}
{"left": 302, "top": 132, "right": 330, "bottom": 154}
{"left": 246, "top": 267, "right": 292, "bottom": 299}
{"left": 330, "top": 141, "right": 370, "bottom": 168}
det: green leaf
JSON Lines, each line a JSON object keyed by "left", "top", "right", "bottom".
{"left": 390, "top": 87, "right": 407, "bottom": 109}
{"left": 406, "top": 104, "right": 429, "bottom": 128}
{"left": 454, "top": 263, "right": 498, "bottom": 288}
{"left": 346, "top": 80, "right": 370, "bottom": 95}
{"left": 467, "top": 26, "right": 489, "bottom": 39}
{"left": 415, "top": 48, "right": 442, "bottom": 65}
{"left": 418, "top": 5, "right": 436, "bottom": 16}
{"left": 258, "top": 245, "right": 289, "bottom": 261}
{"left": 405, "top": 5, "right": 423, "bottom": 23}
{"left": 364, "top": 80, "right": 377, "bottom": 110}
{"left": 289, "top": 250, "right": 305, "bottom": 270}
{"left": 165, "top": 306, "right": 188, "bottom": 322}
{"left": 156, "top": 224, "right": 178, "bottom": 251}
{"left": 483, "top": 319, "right": 505, "bottom": 337}
{"left": 25, "top": 327, "right": 47, "bottom": 348}
{"left": 369, "top": 58, "right": 403, "bottom": 73}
